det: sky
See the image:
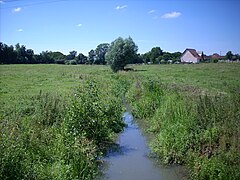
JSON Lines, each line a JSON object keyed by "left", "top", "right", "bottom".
{"left": 1, "top": 0, "right": 240, "bottom": 56}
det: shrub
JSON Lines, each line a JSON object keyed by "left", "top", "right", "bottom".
{"left": 64, "top": 79, "right": 125, "bottom": 146}
{"left": 69, "top": 60, "right": 77, "bottom": 65}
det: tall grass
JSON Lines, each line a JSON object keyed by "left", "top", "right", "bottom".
{"left": 127, "top": 78, "right": 240, "bottom": 179}
{"left": 0, "top": 76, "right": 126, "bottom": 179}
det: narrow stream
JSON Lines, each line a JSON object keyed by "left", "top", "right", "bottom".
{"left": 100, "top": 111, "right": 185, "bottom": 180}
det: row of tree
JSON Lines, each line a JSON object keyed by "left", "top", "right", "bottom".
{"left": 1, "top": 39, "right": 238, "bottom": 68}
{"left": 0, "top": 40, "right": 181, "bottom": 66}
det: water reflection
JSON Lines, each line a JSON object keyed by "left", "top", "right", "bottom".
{"left": 100, "top": 111, "right": 184, "bottom": 180}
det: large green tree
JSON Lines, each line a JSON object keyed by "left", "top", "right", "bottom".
{"left": 87, "top": 49, "right": 95, "bottom": 64}
{"left": 149, "top": 47, "right": 163, "bottom": 63}
{"left": 95, "top": 43, "right": 109, "bottom": 64}
{"left": 106, "top": 37, "right": 138, "bottom": 72}
{"left": 75, "top": 53, "right": 87, "bottom": 64}
{"left": 66, "top": 51, "right": 77, "bottom": 60}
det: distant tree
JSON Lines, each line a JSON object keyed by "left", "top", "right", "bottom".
{"left": 0, "top": 43, "right": 17, "bottom": 64}
{"left": 149, "top": 47, "right": 163, "bottom": 63}
{"left": 15, "top": 43, "right": 27, "bottom": 63}
{"left": 25, "top": 49, "right": 34, "bottom": 63}
{"left": 95, "top": 43, "right": 109, "bottom": 64}
{"left": 76, "top": 53, "right": 87, "bottom": 64}
{"left": 141, "top": 52, "right": 151, "bottom": 64}
{"left": 133, "top": 53, "right": 144, "bottom": 64}
{"left": 87, "top": 49, "right": 95, "bottom": 64}
{"left": 66, "top": 51, "right": 77, "bottom": 60}
{"left": 226, "top": 51, "right": 233, "bottom": 60}
{"left": 39, "top": 51, "right": 54, "bottom": 63}
{"left": 162, "top": 52, "right": 171, "bottom": 61}
{"left": 49, "top": 51, "right": 66, "bottom": 61}
{"left": 171, "top": 52, "right": 182, "bottom": 61}
{"left": 236, "top": 54, "right": 240, "bottom": 60}
{"left": 106, "top": 37, "right": 138, "bottom": 72}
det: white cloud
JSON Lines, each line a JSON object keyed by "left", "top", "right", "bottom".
{"left": 115, "top": 5, "right": 127, "bottom": 10}
{"left": 161, "top": 11, "right": 181, "bottom": 19}
{"left": 148, "top": 10, "right": 156, "bottom": 14}
{"left": 13, "top": 7, "right": 22, "bottom": 13}
{"left": 77, "top": 24, "right": 82, "bottom": 27}
{"left": 17, "top": 29, "right": 23, "bottom": 32}
{"left": 0, "top": 1, "right": 5, "bottom": 4}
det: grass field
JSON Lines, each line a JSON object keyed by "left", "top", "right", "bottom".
{"left": 1, "top": 63, "right": 239, "bottom": 100}
{"left": 0, "top": 63, "right": 240, "bottom": 179}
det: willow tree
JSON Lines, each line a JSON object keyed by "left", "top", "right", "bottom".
{"left": 106, "top": 37, "right": 138, "bottom": 72}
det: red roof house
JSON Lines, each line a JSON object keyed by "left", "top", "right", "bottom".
{"left": 181, "top": 49, "right": 203, "bottom": 63}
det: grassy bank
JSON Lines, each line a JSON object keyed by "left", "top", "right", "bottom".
{"left": 0, "top": 65, "right": 127, "bottom": 179}
{"left": 126, "top": 63, "right": 240, "bottom": 179}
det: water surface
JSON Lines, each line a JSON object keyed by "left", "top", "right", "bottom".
{"left": 101, "top": 111, "right": 184, "bottom": 180}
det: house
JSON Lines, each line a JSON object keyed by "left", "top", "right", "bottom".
{"left": 181, "top": 48, "right": 203, "bottom": 63}
{"left": 211, "top": 53, "right": 225, "bottom": 60}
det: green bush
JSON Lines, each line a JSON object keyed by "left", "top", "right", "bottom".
{"left": 65, "top": 79, "right": 125, "bottom": 147}
{"left": 69, "top": 60, "right": 77, "bottom": 65}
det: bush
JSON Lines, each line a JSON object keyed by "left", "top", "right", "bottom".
{"left": 65, "top": 79, "right": 125, "bottom": 147}
{"left": 69, "top": 60, "right": 77, "bottom": 65}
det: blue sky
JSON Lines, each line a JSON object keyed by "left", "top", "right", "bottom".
{"left": 1, "top": 0, "right": 240, "bottom": 55}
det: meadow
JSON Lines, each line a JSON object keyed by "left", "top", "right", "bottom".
{"left": 0, "top": 63, "right": 239, "bottom": 179}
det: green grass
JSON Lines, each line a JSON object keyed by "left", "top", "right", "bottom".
{"left": 1, "top": 63, "right": 239, "bottom": 101}
{"left": 125, "top": 63, "right": 240, "bottom": 179}
{"left": 1, "top": 63, "right": 239, "bottom": 179}
{"left": 0, "top": 64, "right": 126, "bottom": 180}
{"left": 128, "top": 63, "right": 240, "bottom": 94}
{"left": 0, "top": 64, "right": 112, "bottom": 100}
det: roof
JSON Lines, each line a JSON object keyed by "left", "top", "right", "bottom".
{"left": 181, "top": 48, "right": 201, "bottom": 59}
{"left": 211, "top": 53, "right": 225, "bottom": 59}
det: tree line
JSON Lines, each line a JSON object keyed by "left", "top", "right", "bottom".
{"left": 1, "top": 39, "right": 238, "bottom": 67}
{"left": 0, "top": 40, "right": 182, "bottom": 65}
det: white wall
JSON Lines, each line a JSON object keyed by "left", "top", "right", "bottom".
{"left": 181, "top": 51, "right": 199, "bottom": 63}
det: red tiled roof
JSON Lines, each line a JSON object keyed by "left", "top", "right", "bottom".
{"left": 211, "top": 53, "right": 225, "bottom": 59}
{"left": 186, "top": 49, "right": 201, "bottom": 58}
{"left": 181, "top": 48, "right": 201, "bottom": 59}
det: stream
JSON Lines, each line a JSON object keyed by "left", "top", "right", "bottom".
{"left": 99, "top": 110, "right": 186, "bottom": 180}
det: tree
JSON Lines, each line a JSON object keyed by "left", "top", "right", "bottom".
{"left": 39, "top": 51, "right": 54, "bottom": 63}
{"left": 0, "top": 43, "right": 17, "bottom": 64}
{"left": 226, "top": 51, "right": 233, "bottom": 60}
{"left": 141, "top": 52, "right": 151, "bottom": 64}
{"left": 149, "top": 47, "right": 163, "bottom": 63}
{"left": 49, "top": 51, "right": 66, "bottom": 60}
{"left": 106, "top": 37, "right": 138, "bottom": 72}
{"left": 162, "top": 52, "right": 171, "bottom": 61}
{"left": 133, "top": 53, "right": 144, "bottom": 64}
{"left": 95, "top": 43, "right": 109, "bottom": 64}
{"left": 76, "top": 53, "right": 87, "bottom": 64}
{"left": 172, "top": 52, "right": 182, "bottom": 61}
{"left": 87, "top": 49, "right": 95, "bottom": 64}
{"left": 15, "top": 43, "right": 27, "bottom": 63}
{"left": 25, "top": 49, "right": 34, "bottom": 63}
{"left": 66, "top": 51, "right": 77, "bottom": 60}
